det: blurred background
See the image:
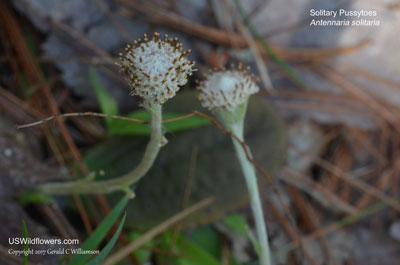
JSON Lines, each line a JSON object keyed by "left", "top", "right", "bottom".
{"left": 1, "top": 0, "right": 400, "bottom": 264}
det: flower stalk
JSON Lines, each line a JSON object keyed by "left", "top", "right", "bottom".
{"left": 233, "top": 139, "right": 271, "bottom": 265}
{"left": 37, "top": 103, "right": 162, "bottom": 196}
{"left": 218, "top": 105, "right": 272, "bottom": 265}
{"left": 197, "top": 65, "right": 272, "bottom": 265}
{"left": 36, "top": 32, "right": 194, "bottom": 196}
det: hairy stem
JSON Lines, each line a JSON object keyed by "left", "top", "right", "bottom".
{"left": 231, "top": 124, "right": 272, "bottom": 265}
{"left": 37, "top": 103, "right": 163, "bottom": 195}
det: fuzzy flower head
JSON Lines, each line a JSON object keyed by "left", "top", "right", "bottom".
{"left": 197, "top": 64, "right": 259, "bottom": 112}
{"left": 119, "top": 32, "right": 194, "bottom": 105}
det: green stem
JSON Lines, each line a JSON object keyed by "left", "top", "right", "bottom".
{"left": 231, "top": 124, "right": 272, "bottom": 265}
{"left": 37, "top": 103, "right": 163, "bottom": 195}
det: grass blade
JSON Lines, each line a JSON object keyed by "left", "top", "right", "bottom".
{"left": 57, "top": 255, "right": 68, "bottom": 265}
{"left": 67, "top": 195, "right": 129, "bottom": 265}
{"left": 89, "top": 66, "right": 119, "bottom": 130}
{"left": 86, "top": 214, "right": 126, "bottom": 265}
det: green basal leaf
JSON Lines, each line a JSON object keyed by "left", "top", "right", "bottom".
{"left": 81, "top": 91, "right": 286, "bottom": 229}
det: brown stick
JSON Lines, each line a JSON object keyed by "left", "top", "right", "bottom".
{"left": 117, "top": 0, "right": 369, "bottom": 62}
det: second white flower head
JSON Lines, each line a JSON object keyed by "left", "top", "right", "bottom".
{"left": 119, "top": 32, "right": 194, "bottom": 105}
{"left": 197, "top": 65, "right": 259, "bottom": 112}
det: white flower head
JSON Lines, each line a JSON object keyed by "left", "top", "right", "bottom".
{"left": 119, "top": 32, "right": 195, "bottom": 105}
{"left": 197, "top": 64, "right": 259, "bottom": 111}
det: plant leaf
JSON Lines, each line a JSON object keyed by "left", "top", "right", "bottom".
{"left": 224, "top": 214, "right": 249, "bottom": 238}
{"left": 85, "top": 92, "right": 286, "bottom": 229}
{"left": 66, "top": 195, "right": 129, "bottom": 265}
{"left": 224, "top": 214, "right": 261, "bottom": 255}
{"left": 89, "top": 67, "right": 209, "bottom": 135}
{"left": 159, "top": 232, "right": 221, "bottom": 265}
{"left": 189, "top": 226, "right": 221, "bottom": 259}
{"left": 86, "top": 214, "right": 126, "bottom": 265}
{"left": 89, "top": 66, "right": 119, "bottom": 129}
{"left": 108, "top": 110, "right": 209, "bottom": 135}
{"left": 57, "top": 255, "right": 68, "bottom": 265}
{"left": 175, "top": 234, "right": 221, "bottom": 265}
{"left": 127, "top": 231, "right": 154, "bottom": 264}
{"left": 18, "top": 192, "right": 54, "bottom": 206}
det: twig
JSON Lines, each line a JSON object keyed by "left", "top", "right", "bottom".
{"left": 0, "top": 1, "right": 95, "bottom": 234}
{"left": 19, "top": 108, "right": 300, "bottom": 234}
{"left": 19, "top": 107, "right": 303, "bottom": 263}
{"left": 103, "top": 197, "right": 214, "bottom": 265}
{"left": 281, "top": 167, "right": 357, "bottom": 215}
{"left": 17, "top": 110, "right": 270, "bottom": 180}
{"left": 266, "top": 199, "right": 318, "bottom": 265}
{"left": 277, "top": 194, "right": 400, "bottom": 259}
{"left": 20, "top": 106, "right": 273, "bottom": 180}
{"left": 287, "top": 186, "right": 339, "bottom": 265}
{"left": 223, "top": 0, "right": 273, "bottom": 91}
{"left": 166, "top": 145, "right": 198, "bottom": 265}
{"left": 291, "top": 146, "right": 400, "bottom": 212}
{"left": 316, "top": 64, "right": 400, "bottom": 133}
{"left": 17, "top": 112, "right": 148, "bottom": 129}
{"left": 116, "top": 0, "right": 369, "bottom": 62}
{"left": 93, "top": 0, "right": 135, "bottom": 42}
